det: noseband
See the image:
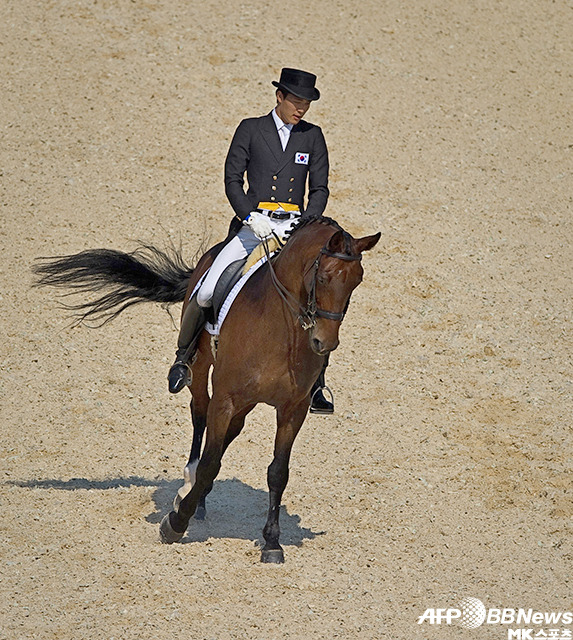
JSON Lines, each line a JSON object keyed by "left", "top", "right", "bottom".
{"left": 299, "top": 248, "right": 362, "bottom": 330}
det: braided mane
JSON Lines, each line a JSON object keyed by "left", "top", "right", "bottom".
{"left": 286, "top": 213, "right": 343, "bottom": 238}
{"left": 280, "top": 214, "right": 353, "bottom": 255}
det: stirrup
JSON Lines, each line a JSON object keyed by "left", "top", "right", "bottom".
{"left": 178, "top": 360, "right": 193, "bottom": 387}
{"left": 310, "top": 385, "right": 334, "bottom": 415}
{"left": 168, "top": 360, "right": 193, "bottom": 394}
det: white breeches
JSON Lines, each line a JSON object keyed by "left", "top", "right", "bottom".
{"left": 196, "top": 216, "right": 298, "bottom": 308}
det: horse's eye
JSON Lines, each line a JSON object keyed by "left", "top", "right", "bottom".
{"left": 317, "top": 274, "right": 327, "bottom": 285}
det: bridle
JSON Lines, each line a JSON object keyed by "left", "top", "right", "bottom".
{"left": 263, "top": 238, "right": 362, "bottom": 331}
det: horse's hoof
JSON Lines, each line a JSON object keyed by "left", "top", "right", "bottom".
{"left": 194, "top": 505, "right": 207, "bottom": 521}
{"left": 159, "top": 513, "right": 185, "bottom": 544}
{"left": 260, "top": 548, "right": 285, "bottom": 564}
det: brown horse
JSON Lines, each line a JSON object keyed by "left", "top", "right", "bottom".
{"left": 33, "top": 215, "right": 380, "bottom": 563}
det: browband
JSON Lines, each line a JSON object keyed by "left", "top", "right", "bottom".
{"left": 320, "top": 248, "right": 362, "bottom": 262}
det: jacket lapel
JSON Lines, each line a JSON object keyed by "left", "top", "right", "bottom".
{"left": 260, "top": 112, "right": 283, "bottom": 162}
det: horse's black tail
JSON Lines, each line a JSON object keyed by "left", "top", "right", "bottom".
{"left": 32, "top": 244, "right": 194, "bottom": 325}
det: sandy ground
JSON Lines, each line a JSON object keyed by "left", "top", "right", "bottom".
{"left": 1, "top": 1, "right": 572, "bottom": 638}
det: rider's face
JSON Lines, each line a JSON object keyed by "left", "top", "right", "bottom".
{"left": 275, "top": 91, "right": 311, "bottom": 126}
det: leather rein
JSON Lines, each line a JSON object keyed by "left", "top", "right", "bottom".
{"left": 263, "top": 238, "right": 362, "bottom": 331}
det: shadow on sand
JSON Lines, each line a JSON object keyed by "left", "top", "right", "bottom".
{"left": 7, "top": 475, "right": 323, "bottom": 547}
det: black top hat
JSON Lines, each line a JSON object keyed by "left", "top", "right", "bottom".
{"left": 272, "top": 68, "right": 320, "bottom": 101}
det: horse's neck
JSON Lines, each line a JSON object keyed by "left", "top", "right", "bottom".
{"left": 274, "top": 222, "right": 336, "bottom": 298}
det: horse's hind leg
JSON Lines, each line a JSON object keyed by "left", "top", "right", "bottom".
{"left": 261, "top": 399, "right": 309, "bottom": 564}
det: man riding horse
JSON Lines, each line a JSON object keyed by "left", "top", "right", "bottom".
{"left": 167, "top": 67, "right": 335, "bottom": 414}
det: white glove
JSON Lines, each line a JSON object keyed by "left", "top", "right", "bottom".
{"left": 244, "top": 211, "right": 273, "bottom": 240}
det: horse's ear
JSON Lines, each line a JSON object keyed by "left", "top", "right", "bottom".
{"left": 325, "top": 230, "right": 346, "bottom": 253}
{"left": 355, "top": 232, "right": 381, "bottom": 254}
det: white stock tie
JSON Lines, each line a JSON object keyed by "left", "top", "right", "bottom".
{"left": 278, "top": 125, "right": 291, "bottom": 151}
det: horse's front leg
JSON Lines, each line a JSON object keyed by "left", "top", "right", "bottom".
{"left": 160, "top": 396, "right": 234, "bottom": 544}
{"left": 160, "top": 397, "right": 254, "bottom": 544}
{"left": 261, "top": 398, "right": 310, "bottom": 564}
{"left": 173, "top": 398, "right": 211, "bottom": 518}
{"left": 174, "top": 344, "right": 212, "bottom": 518}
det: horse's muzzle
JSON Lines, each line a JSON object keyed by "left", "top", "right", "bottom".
{"left": 310, "top": 336, "right": 339, "bottom": 356}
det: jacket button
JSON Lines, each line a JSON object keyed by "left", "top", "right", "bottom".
{"left": 271, "top": 185, "right": 277, "bottom": 190}
{"left": 273, "top": 175, "right": 277, "bottom": 180}
{"left": 288, "top": 188, "right": 293, "bottom": 192}
{"left": 288, "top": 198, "right": 292, "bottom": 202}
{"left": 290, "top": 177, "right": 295, "bottom": 182}
{"left": 270, "top": 196, "right": 276, "bottom": 201}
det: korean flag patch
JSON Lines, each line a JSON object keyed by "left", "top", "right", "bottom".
{"left": 295, "top": 152, "right": 309, "bottom": 165}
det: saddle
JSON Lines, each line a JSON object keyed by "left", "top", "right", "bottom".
{"left": 206, "top": 235, "right": 282, "bottom": 329}
{"left": 208, "top": 259, "right": 246, "bottom": 323}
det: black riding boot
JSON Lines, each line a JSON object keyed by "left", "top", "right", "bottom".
{"left": 310, "top": 358, "right": 334, "bottom": 414}
{"left": 168, "top": 296, "right": 208, "bottom": 394}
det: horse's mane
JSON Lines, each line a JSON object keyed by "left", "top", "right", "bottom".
{"left": 281, "top": 214, "right": 353, "bottom": 254}
{"left": 287, "top": 213, "right": 343, "bottom": 237}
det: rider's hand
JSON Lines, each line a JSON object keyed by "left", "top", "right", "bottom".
{"left": 244, "top": 211, "right": 273, "bottom": 240}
